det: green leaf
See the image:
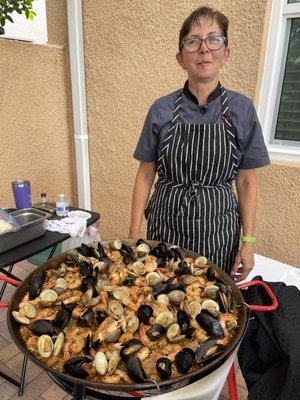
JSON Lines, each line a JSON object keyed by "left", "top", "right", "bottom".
{"left": 0, "top": 16, "right": 5, "bottom": 26}
{"left": 6, "top": 14, "right": 13, "bottom": 23}
{"left": 28, "top": 9, "right": 35, "bottom": 20}
{"left": 15, "top": 8, "right": 22, "bottom": 14}
{"left": 0, "top": 26, "right": 5, "bottom": 35}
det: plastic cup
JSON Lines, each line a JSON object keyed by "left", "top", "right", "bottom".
{"left": 11, "top": 180, "right": 32, "bottom": 209}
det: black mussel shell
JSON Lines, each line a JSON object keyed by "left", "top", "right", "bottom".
{"left": 64, "top": 356, "right": 91, "bottom": 378}
{"left": 53, "top": 303, "right": 72, "bottom": 329}
{"left": 152, "top": 276, "right": 175, "bottom": 298}
{"left": 196, "top": 311, "right": 224, "bottom": 339}
{"left": 194, "top": 339, "right": 217, "bottom": 364}
{"left": 136, "top": 239, "right": 147, "bottom": 246}
{"left": 177, "top": 310, "right": 190, "bottom": 333}
{"left": 168, "top": 248, "right": 178, "bottom": 261}
{"left": 156, "top": 357, "right": 172, "bottom": 380}
{"left": 126, "top": 356, "right": 148, "bottom": 383}
{"left": 95, "top": 311, "right": 108, "bottom": 324}
{"left": 28, "top": 319, "right": 60, "bottom": 336}
{"left": 175, "top": 348, "right": 195, "bottom": 374}
{"left": 77, "top": 243, "right": 94, "bottom": 258}
{"left": 120, "top": 339, "right": 143, "bottom": 360}
{"left": 120, "top": 243, "right": 134, "bottom": 258}
{"left": 184, "top": 327, "right": 195, "bottom": 339}
{"left": 206, "top": 266, "right": 217, "bottom": 281}
{"left": 149, "top": 246, "right": 161, "bottom": 257}
{"left": 175, "top": 247, "right": 186, "bottom": 260}
{"left": 157, "top": 242, "right": 168, "bottom": 255}
{"left": 83, "top": 334, "right": 92, "bottom": 354}
{"left": 28, "top": 270, "right": 46, "bottom": 300}
{"left": 123, "top": 277, "right": 135, "bottom": 287}
{"left": 168, "top": 283, "right": 184, "bottom": 292}
{"left": 97, "top": 242, "right": 106, "bottom": 258}
{"left": 79, "top": 261, "right": 92, "bottom": 277}
{"left": 147, "top": 324, "right": 166, "bottom": 341}
{"left": 80, "top": 275, "right": 97, "bottom": 293}
{"left": 174, "top": 261, "right": 190, "bottom": 276}
{"left": 156, "top": 256, "right": 167, "bottom": 268}
{"left": 77, "top": 308, "right": 96, "bottom": 327}
{"left": 137, "top": 305, "right": 153, "bottom": 324}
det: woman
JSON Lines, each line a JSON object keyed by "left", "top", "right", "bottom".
{"left": 129, "top": 6, "right": 270, "bottom": 282}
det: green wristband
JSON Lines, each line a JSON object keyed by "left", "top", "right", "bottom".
{"left": 241, "top": 236, "right": 256, "bottom": 244}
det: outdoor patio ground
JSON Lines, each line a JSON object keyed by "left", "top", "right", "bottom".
{"left": 0, "top": 261, "right": 248, "bottom": 400}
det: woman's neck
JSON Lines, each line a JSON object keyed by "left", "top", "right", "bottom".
{"left": 188, "top": 78, "right": 220, "bottom": 106}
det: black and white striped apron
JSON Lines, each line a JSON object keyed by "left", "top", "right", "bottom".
{"left": 146, "top": 86, "right": 240, "bottom": 274}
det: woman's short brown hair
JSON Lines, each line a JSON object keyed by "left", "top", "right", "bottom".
{"left": 179, "top": 6, "right": 229, "bottom": 51}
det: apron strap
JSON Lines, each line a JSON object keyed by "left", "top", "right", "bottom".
{"left": 168, "top": 89, "right": 183, "bottom": 133}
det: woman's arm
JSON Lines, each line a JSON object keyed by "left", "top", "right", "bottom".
{"left": 129, "top": 161, "right": 156, "bottom": 238}
{"left": 231, "top": 168, "right": 258, "bottom": 281}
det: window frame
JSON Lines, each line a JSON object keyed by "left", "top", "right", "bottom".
{"left": 257, "top": 0, "right": 300, "bottom": 162}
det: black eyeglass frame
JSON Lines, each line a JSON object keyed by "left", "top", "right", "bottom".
{"left": 181, "top": 35, "right": 228, "bottom": 52}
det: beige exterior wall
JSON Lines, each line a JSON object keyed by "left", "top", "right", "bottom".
{"left": 1, "top": 0, "right": 299, "bottom": 266}
{"left": 0, "top": 0, "right": 75, "bottom": 208}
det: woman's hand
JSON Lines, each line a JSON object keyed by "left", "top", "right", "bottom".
{"left": 128, "top": 227, "right": 142, "bottom": 239}
{"left": 231, "top": 242, "right": 255, "bottom": 282}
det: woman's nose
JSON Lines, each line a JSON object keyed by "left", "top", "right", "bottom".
{"left": 198, "top": 39, "right": 210, "bottom": 53}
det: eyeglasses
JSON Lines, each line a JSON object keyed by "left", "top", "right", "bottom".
{"left": 181, "top": 35, "right": 227, "bottom": 52}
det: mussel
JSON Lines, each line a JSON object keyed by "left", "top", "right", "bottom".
{"left": 174, "top": 261, "right": 190, "bottom": 276}
{"left": 53, "top": 303, "right": 72, "bottom": 330}
{"left": 79, "top": 261, "right": 93, "bottom": 277}
{"left": 64, "top": 356, "right": 91, "bottom": 378}
{"left": 177, "top": 310, "right": 190, "bottom": 333}
{"left": 156, "top": 357, "right": 172, "bottom": 380}
{"left": 146, "top": 324, "right": 166, "bottom": 341}
{"left": 77, "top": 308, "right": 96, "bottom": 327}
{"left": 194, "top": 339, "right": 218, "bottom": 364}
{"left": 137, "top": 305, "right": 153, "bottom": 324}
{"left": 28, "top": 320, "right": 60, "bottom": 336}
{"left": 29, "top": 270, "right": 46, "bottom": 300}
{"left": 196, "top": 311, "right": 224, "bottom": 339}
{"left": 120, "top": 339, "right": 143, "bottom": 360}
{"left": 125, "top": 356, "right": 148, "bottom": 383}
{"left": 174, "top": 348, "right": 195, "bottom": 374}
{"left": 80, "top": 275, "right": 97, "bottom": 293}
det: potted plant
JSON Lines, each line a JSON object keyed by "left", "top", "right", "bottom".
{"left": 0, "top": 0, "right": 36, "bottom": 35}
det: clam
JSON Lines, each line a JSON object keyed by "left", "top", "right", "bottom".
{"left": 110, "top": 239, "right": 122, "bottom": 251}
{"left": 53, "top": 332, "right": 65, "bottom": 356}
{"left": 131, "top": 261, "right": 147, "bottom": 276}
{"left": 201, "top": 299, "right": 220, "bottom": 318}
{"left": 157, "top": 294, "right": 169, "bottom": 306}
{"left": 167, "top": 323, "right": 185, "bottom": 343}
{"left": 19, "top": 302, "right": 36, "bottom": 318}
{"left": 54, "top": 278, "right": 68, "bottom": 295}
{"left": 167, "top": 290, "right": 185, "bottom": 305}
{"left": 39, "top": 289, "right": 58, "bottom": 307}
{"left": 37, "top": 335, "right": 53, "bottom": 358}
{"left": 112, "top": 286, "right": 130, "bottom": 303}
{"left": 94, "top": 351, "right": 108, "bottom": 375}
{"left": 137, "top": 243, "right": 150, "bottom": 257}
{"left": 204, "top": 284, "right": 220, "bottom": 300}
{"left": 195, "top": 256, "right": 208, "bottom": 267}
{"left": 156, "top": 310, "right": 174, "bottom": 328}
{"left": 108, "top": 350, "right": 120, "bottom": 375}
{"left": 126, "top": 315, "right": 139, "bottom": 333}
{"left": 188, "top": 301, "right": 202, "bottom": 318}
{"left": 181, "top": 275, "right": 196, "bottom": 285}
{"left": 108, "top": 300, "right": 124, "bottom": 318}
{"left": 146, "top": 272, "right": 162, "bottom": 286}
{"left": 106, "top": 328, "right": 122, "bottom": 343}
{"left": 137, "top": 305, "right": 153, "bottom": 324}
{"left": 12, "top": 311, "right": 30, "bottom": 325}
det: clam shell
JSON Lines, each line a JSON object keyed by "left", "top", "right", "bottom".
{"left": 131, "top": 261, "right": 147, "bottom": 276}
{"left": 37, "top": 335, "right": 53, "bottom": 358}
{"left": 136, "top": 346, "right": 150, "bottom": 361}
{"left": 19, "top": 302, "right": 36, "bottom": 318}
{"left": 126, "top": 315, "right": 139, "bottom": 333}
{"left": 137, "top": 243, "right": 150, "bottom": 257}
{"left": 188, "top": 301, "right": 202, "bottom": 318}
{"left": 155, "top": 311, "right": 174, "bottom": 328}
{"left": 111, "top": 239, "right": 122, "bottom": 250}
{"left": 195, "top": 256, "right": 208, "bottom": 267}
{"left": 54, "top": 278, "right": 68, "bottom": 295}
{"left": 113, "top": 286, "right": 130, "bottom": 303}
{"left": 53, "top": 332, "right": 65, "bottom": 356}
{"left": 202, "top": 299, "right": 220, "bottom": 318}
{"left": 166, "top": 323, "right": 180, "bottom": 340}
{"left": 94, "top": 351, "right": 108, "bottom": 375}
{"left": 181, "top": 275, "right": 196, "bottom": 285}
{"left": 204, "top": 284, "right": 220, "bottom": 300}
{"left": 157, "top": 294, "right": 169, "bottom": 306}
{"left": 146, "top": 272, "right": 162, "bottom": 286}
{"left": 39, "top": 289, "right": 58, "bottom": 307}
{"left": 108, "top": 300, "right": 124, "bottom": 318}
{"left": 12, "top": 311, "right": 30, "bottom": 324}
{"left": 108, "top": 350, "right": 120, "bottom": 374}
{"left": 167, "top": 290, "right": 185, "bottom": 305}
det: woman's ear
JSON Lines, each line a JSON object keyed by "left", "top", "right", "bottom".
{"left": 176, "top": 51, "right": 185, "bottom": 70}
{"left": 223, "top": 46, "right": 230, "bottom": 64}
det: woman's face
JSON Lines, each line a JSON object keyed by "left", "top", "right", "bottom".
{"left": 176, "top": 17, "right": 230, "bottom": 84}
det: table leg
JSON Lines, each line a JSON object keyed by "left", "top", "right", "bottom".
{"left": 73, "top": 383, "right": 85, "bottom": 400}
{"left": 18, "top": 356, "right": 28, "bottom": 396}
{"left": 0, "top": 370, "right": 20, "bottom": 387}
{"left": 0, "top": 265, "right": 22, "bottom": 301}
{"left": 47, "top": 244, "right": 58, "bottom": 260}
{"left": 0, "top": 266, "right": 21, "bottom": 283}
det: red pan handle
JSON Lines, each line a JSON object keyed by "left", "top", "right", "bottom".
{"left": 0, "top": 276, "right": 21, "bottom": 308}
{"left": 238, "top": 279, "right": 278, "bottom": 311}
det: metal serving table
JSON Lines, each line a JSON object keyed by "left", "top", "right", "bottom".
{"left": 0, "top": 207, "right": 100, "bottom": 395}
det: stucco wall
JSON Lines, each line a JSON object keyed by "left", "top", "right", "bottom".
{"left": 0, "top": 0, "right": 75, "bottom": 208}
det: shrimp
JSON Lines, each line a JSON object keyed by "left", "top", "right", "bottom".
{"left": 186, "top": 282, "right": 202, "bottom": 301}
{"left": 72, "top": 305, "right": 86, "bottom": 319}
{"left": 33, "top": 307, "right": 57, "bottom": 321}
{"left": 118, "top": 332, "right": 134, "bottom": 343}
{"left": 129, "top": 286, "right": 142, "bottom": 303}
{"left": 144, "top": 255, "right": 158, "bottom": 272}
{"left": 220, "top": 313, "right": 238, "bottom": 331}
{"left": 134, "top": 277, "right": 148, "bottom": 287}
{"left": 64, "top": 271, "right": 81, "bottom": 290}
{"left": 107, "top": 250, "right": 123, "bottom": 263}
{"left": 123, "top": 294, "right": 144, "bottom": 312}
{"left": 42, "top": 275, "right": 57, "bottom": 290}
{"left": 59, "top": 292, "right": 82, "bottom": 305}
{"left": 138, "top": 324, "right": 157, "bottom": 350}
